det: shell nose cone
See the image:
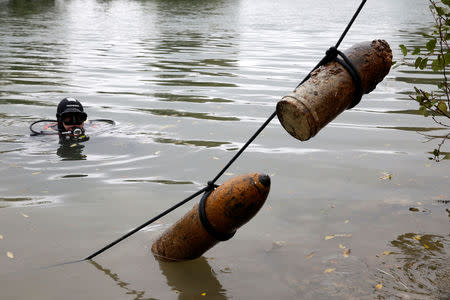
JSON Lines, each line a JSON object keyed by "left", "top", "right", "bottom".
{"left": 258, "top": 174, "right": 270, "bottom": 187}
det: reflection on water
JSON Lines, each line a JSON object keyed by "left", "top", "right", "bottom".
{"left": 0, "top": 0, "right": 448, "bottom": 299}
{"left": 157, "top": 257, "right": 227, "bottom": 300}
{"left": 124, "top": 178, "right": 194, "bottom": 185}
{"left": 4, "top": 0, "right": 56, "bottom": 16}
{"left": 137, "top": 108, "right": 239, "bottom": 121}
{"left": 90, "top": 260, "right": 158, "bottom": 300}
{"left": 90, "top": 257, "right": 227, "bottom": 300}
{"left": 0, "top": 196, "right": 57, "bottom": 208}
{"left": 376, "top": 233, "right": 450, "bottom": 299}
{"left": 154, "top": 93, "right": 233, "bottom": 103}
{"left": 153, "top": 137, "right": 231, "bottom": 148}
{"left": 56, "top": 141, "right": 87, "bottom": 160}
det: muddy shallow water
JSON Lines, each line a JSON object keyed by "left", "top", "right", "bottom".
{"left": 0, "top": 0, "right": 449, "bottom": 299}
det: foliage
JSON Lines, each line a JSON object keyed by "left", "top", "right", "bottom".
{"left": 399, "top": 0, "right": 450, "bottom": 161}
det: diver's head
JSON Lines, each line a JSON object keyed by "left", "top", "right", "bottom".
{"left": 56, "top": 98, "right": 87, "bottom": 137}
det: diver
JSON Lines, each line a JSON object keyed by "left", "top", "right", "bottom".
{"left": 56, "top": 97, "right": 88, "bottom": 141}
{"left": 29, "top": 97, "right": 114, "bottom": 139}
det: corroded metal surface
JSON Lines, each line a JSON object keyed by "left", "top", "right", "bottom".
{"left": 277, "top": 40, "right": 392, "bottom": 141}
{"left": 151, "top": 173, "right": 271, "bottom": 262}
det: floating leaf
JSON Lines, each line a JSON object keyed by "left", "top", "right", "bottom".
{"left": 0, "top": 234, "right": 3, "bottom": 240}
{"left": 6, "top": 251, "right": 14, "bottom": 259}
{"left": 305, "top": 252, "right": 315, "bottom": 259}
{"left": 324, "top": 268, "right": 336, "bottom": 274}
{"left": 343, "top": 249, "right": 351, "bottom": 258}
{"left": 379, "top": 172, "right": 392, "bottom": 180}
{"left": 344, "top": 219, "right": 350, "bottom": 224}
{"left": 325, "top": 235, "right": 335, "bottom": 240}
{"left": 336, "top": 233, "right": 352, "bottom": 238}
{"left": 375, "top": 283, "right": 383, "bottom": 290}
{"left": 339, "top": 244, "right": 345, "bottom": 249}
{"left": 423, "top": 243, "right": 430, "bottom": 249}
{"left": 32, "top": 172, "right": 41, "bottom": 175}
{"left": 70, "top": 143, "right": 77, "bottom": 148}
{"left": 21, "top": 212, "right": 29, "bottom": 218}
{"left": 409, "top": 207, "right": 420, "bottom": 212}
{"left": 273, "top": 241, "right": 286, "bottom": 248}
{"left": 413, "top": 235, "right": 421, "bottom": 241}
{"left": 201, "top": 292, "right": 207, "bottom": 296}
{"left": 382, "top": 251, "right": 393, "bottom": 256}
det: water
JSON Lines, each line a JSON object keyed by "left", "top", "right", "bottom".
{"left": 0, "top": 0, "right": 449, "bottom": 299}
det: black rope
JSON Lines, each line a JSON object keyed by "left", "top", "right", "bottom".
{"left": 83, "top": 0, "right": 368, "bottom": 261}
{"left": 85, "top": 186, "right": 208, "bottom": 260}
{"left": 296, "top": 0, "right": 367, "bottom": 96}
{"left": 335, "top": 0, "right": 367, "bottom": 49}
{"left": 210, "top": 111, "right": 278, "bottom": 185}
{"left": 334, "top": 51, "right": 363, "bottom": 109}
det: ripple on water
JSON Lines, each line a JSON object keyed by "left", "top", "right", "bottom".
{"left": 0, "top": 195, "right": 61, "bottom": 208}
{"left": 375, "top": 233, "right": 450, "bottom": 299}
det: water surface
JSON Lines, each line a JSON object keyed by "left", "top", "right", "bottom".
{"left": 0, "top": 0, "right": 448, "bottom": 299}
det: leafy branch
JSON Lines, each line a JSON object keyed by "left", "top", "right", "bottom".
{"left": 399, "top": 0, "right": 450, "bottom": 161}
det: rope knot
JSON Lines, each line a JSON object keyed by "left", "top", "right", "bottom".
{"left": 206, "top": 181, "right": 216, "bottom": 191}
{"left": 325, "top": 47, "right": 338, "bottom": 60}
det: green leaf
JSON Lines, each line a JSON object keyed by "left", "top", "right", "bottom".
{"left": 426, "top": 39, "right": 437, "bottom": 52}
{"left": 438, "top": 100, "right": 448, "bottom": 113}
{"left": 431, "top": 58, "right": 443, "bottom": 71}
{"left": 436, "top": 6, "right": 445, "bottom": 16}
{"left": 444, "top": 52, "right": 450, "bottom": 65}
{"left": 419, "top": 57, "right": 429, "bottom": 69}
{"left": 412, "top": 47, "right": 421, "bottom": 55}
{"left": 433, "top": 149, "right": 440, "bottom": 157}
{"left": 399, "top": 44, "right": 408, "bottom": 56}
{"left": 415, "top": 57, "right": 423, "bottom": 69}
{"left": 419, "top": 106, "right": 430, "bottom": 117}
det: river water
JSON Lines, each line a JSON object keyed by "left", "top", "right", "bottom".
{"left": 0, "top": 0, "right": 449, "bottom": 299}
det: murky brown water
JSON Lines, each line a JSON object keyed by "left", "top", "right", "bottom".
{"left": 0, "top": 0, "right": 448, "bottom": 299}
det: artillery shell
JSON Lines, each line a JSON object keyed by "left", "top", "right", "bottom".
{"left": 277, "top": 39, "right": 392, "bottom": 141}
{"left": 151, "top": 173, "right": 270, "bottom": 262}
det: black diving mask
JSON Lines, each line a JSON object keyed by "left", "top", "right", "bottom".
{"left": 62, "top": 113, "right": 87, "bottom": 125}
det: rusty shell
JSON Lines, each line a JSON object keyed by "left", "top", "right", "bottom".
{"left": 151, "top": 173, "right": 270, "bottom": 262}
{"left": 276, "top": 39, "right": 392, "bottom": 141}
